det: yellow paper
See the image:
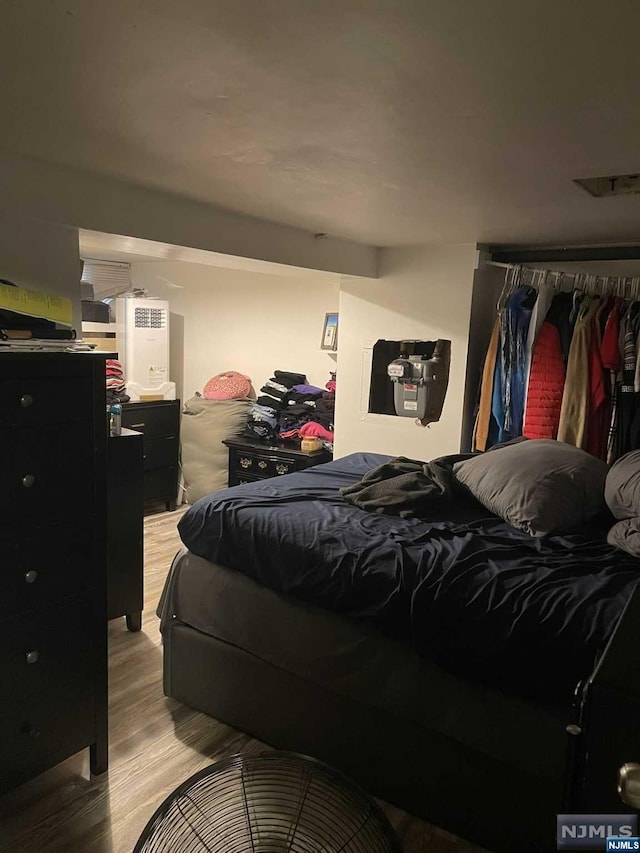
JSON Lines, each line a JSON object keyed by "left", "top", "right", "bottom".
{"left": 0, "top": 284, "right": 73, "bottom": 327}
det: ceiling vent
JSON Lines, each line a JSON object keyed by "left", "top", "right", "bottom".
{"left": 574, "top": 173, "right": 640, "bottom": 197}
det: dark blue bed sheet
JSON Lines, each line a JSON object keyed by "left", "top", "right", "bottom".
{"left": 178, "top": 452, "right": 640, "bottom": 701}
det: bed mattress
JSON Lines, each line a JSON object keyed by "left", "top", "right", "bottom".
{"left": 177, "top": 452, "right": 640, "bottom": 701}
{"left": 158, "top": 548, "right": 568, "bottom": 782}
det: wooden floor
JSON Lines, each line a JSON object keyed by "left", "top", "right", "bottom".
{"left": 0, "top": 508, "right": 485, "bottom": 853}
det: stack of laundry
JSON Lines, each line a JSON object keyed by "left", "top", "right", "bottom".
{"left": 245, "top": 368, "right": 336, "bottom": 444}
{"left": 245, "top": 400, "right": 278, "bottom": 440}
{"left": 246, "top": 370, "right": 306, "bottom": 441}
{"left": 279, "top": 381, "right": 326, "bottom": 439}
{"left": 296, "top": 371, "right": 336, "bottom": 448}
{"left": 106, "top": 358, "right": 130, "bottom": 405}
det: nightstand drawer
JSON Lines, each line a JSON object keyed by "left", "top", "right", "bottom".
{"left": 0, "top": 599, "right": 96, "bottom": 700}
{"left": 0, "top": 377, "right": 93, "bottom": 428}
{"left": 0, "top": 524, "right": 95, "bottom": 617}
{"left": 122, "top": 401, "right": 179, "bottom": 438}
{"left": 143, "top": 466, "right": 178, "bottom": 501}
{"left": 143, "top": 435, "right": 178, "bottom": 471}
{"left": 230, "top": 450, "right": 296, "bottom": 478}
{"left": 0, "top": 424, "right": 95, "bottom": 523}
{"left": 228, "top": 471, "right": 262, "bottom": 487}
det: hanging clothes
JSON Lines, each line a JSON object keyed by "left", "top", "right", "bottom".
{"left": 558, "top": 296, "right": 601, "bottom": 449}
{"left": 498, "top": 286, "right": 536, "bottom": 442}
{"left": 473, "top": 316, "right": 501, "bottom": 452}
{"left": 490, "top": 343, "right": 505, "bottom": 446}
{"left": 586, "top": 299, "right": 610, "bottom": 459}
{"left": 601, "top": 298, "right": 623, "bottom": 463}
{"left": 475, "top": 265, "right": 640, "bottom": 460}
{"left": 522, "top": 281, "right": 554, "bottom": 427}
{"left": 618, "top": 302, "right": 640, "bottom": 456}
{"left": 523, "top": 292, "right": 574, "bottom": 440}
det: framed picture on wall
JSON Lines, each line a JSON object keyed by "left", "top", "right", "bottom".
{"left": 320, "top": 313, "right": 339, "bottom": 350}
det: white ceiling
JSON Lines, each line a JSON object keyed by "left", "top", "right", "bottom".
{"left": 3, "top": 1, "right": 640, "bottom": 247}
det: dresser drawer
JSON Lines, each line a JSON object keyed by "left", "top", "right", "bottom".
{"left": 230, "top": 449, "right": 297, "bottom": 478}
{"left": 0, "top": 524, "right": 95, "bottom": 618}
{"left": 143, "top": 435, "right": 178, "bottom": 471}
{"left": 121, "top": 402, "right": 179, "bottom": 438}
{"left": 0, "top": 423, "right": 95, "bottom": 523}
{"left": 0, "top": 377, "right": 93, "bottom": 428}
{"left": 0, "top": 679, "right": 94, "bottom": 793}
{"left": 0, "top": 599, "right": 96, "bottom": 701}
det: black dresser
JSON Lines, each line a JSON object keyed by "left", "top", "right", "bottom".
{"left": 121, "top": 400, "right": 180, "bottom": 510}
{"left": 222, "top": 435, "right": 332, "bottom": 487}
{"left": 0, "top": 351, "right": 109, "bottom": 792}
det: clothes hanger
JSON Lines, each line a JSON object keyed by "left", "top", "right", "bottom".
{"left": 496, "top": 265, "right": 513, "bottom": 313}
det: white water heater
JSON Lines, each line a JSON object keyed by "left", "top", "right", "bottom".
{"left": 115, "top": 296, "right": 176, "bottom": 401}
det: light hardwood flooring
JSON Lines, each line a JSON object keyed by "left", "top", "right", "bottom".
{"left": 0, "top": 508, "right": 485, "bottom": 853}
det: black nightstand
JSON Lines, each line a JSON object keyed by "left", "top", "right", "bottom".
{"left": 121, "top": 400, "right": 180, "bottom": 510}
{"left": 222, "top": 435, "right": 332, "bottom": 486}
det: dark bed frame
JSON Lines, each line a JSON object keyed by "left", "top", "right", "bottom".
{"left": 162, "top": 580, "right": 640, "bottom": 852}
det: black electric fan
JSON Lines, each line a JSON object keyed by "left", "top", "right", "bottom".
{"left": 134, "top": 751, "right": 403, "bottom": 852}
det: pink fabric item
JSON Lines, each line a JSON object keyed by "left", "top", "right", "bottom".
{"left": 325, "top": 380, "right": 336, "bottom": 392}
{"left": 299, "top": 422, "right": 334, "bottom": 441}
{"left": 203, "top": 371, "right": 251, "bottom": 401}
{"left": 279, "top": 428, "right": 300, "bottom": 439}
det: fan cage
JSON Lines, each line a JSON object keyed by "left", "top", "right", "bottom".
{"left": 134, "top": 751, "right": 403, "bottom": 853}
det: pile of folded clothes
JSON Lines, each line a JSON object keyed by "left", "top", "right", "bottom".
{"left": 245, "top": 368, "right": 336, "bottom": 444}
{"left": 106, "top": 358, "right": 130, "bottom": 405}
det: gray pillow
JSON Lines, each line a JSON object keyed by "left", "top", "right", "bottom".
{"left": 452, "top": 439, "right": 608, "bottom": 537}
{"left": 604, "top": 450, "right": 640, "bottom": 558}
{"left": 605, "top": 449, "right": 640, "bottom": 520}
{"left": 607, "top": 518, "right": 640, "bottom": 558}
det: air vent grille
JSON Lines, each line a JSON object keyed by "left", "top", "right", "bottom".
{"left": 575, "top": 174, "right": 640, "bottom": 197}
{"left": 134, "top": 307, "right": 166, "bottom": 329}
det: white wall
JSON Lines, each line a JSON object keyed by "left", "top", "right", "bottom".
{"left": 0, "top": 213, "right": 81, "bottom": 331}
{"left": 130, "top": 260, "right": 340, "bottom": 402}
{"left": 334, "top": 244, "right": 477, "bottom": 460}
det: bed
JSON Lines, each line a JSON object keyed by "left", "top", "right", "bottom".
{"left": 158, "top": 451, "right": 640, "bottom": 852}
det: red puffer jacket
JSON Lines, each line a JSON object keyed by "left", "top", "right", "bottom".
{"left": 523, "top": 321, "right": 566, "bottom": 439}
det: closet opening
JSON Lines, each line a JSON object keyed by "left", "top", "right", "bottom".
{"left": 463, "top": 246, "right": 640, "bottom": 460}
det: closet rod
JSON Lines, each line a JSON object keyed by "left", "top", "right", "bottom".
{"left": 489, "top": 245, "right": 640, "bottom": 264}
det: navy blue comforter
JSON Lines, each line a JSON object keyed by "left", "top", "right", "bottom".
{"left": 178, "top": 452, "right": 640, "bottom": 701}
